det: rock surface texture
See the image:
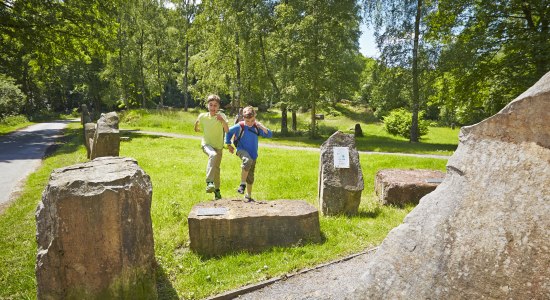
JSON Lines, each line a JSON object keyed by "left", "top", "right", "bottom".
{"left": 35, "top": 157, "right": 156, "bottom": 299}
{"left": 375, "top": 169, "right": 445, "bottom": 206}
{"left": 90, "top": 112, "right": 120, "bottom": 159}
{"left": 188, "top": 199, "right": 321, "bottom": 257}
{"left": 318, "top": 131, "right": 364, "bottom": 216}
{"left": 352, "top": 72, "right": 550, "bottom": 298}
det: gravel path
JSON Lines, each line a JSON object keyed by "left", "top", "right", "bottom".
{"left": 208, "top": 248, "right": 377, "bottom": 300}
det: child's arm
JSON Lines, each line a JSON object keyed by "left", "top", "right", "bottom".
{"left": 194, "top": 118, "right": 200, "bottom": 132}
{"left": 217, "top": 114, "right": 229, "bottom": 132}
{"left": 255, "top": 121, "right": 273, "bottom": 138}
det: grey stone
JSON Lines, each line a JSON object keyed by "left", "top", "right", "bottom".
{"left": 84, "top": 122, "right": 96, "bottom": 159}
{"left": 374, "top": 169, "right": 445, "bottom": 206}
{"left": 90, "top": 112, "right": 120, "bottom": 159}
{"left": 80, "top": 104, "right": 91, "bottom": 125}
{"left": 318, "top": 131, "right": 364, "bottom": 216}
{"left": 351, "top": 71, "right": 550, "bottom": 299}
{"left": 188, "top": 199, "right": 321, "bottom": 257}
{"left": 35, "top": 157, "right": 156, "bottom": 299}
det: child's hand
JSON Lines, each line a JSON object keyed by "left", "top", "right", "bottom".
{"left": 216, "top": 114, "right": 225, "bottom": 121}
{"left": 227, "top": 144, "right": 235, "bottom": 154}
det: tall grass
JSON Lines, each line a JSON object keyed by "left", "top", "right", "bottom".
{"left": 0, "top": 122, "right": 447, "bottom": 299}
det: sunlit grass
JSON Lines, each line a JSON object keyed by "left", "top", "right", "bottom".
{"left": 0, "top": 121, "right": 448, "bottom": 299}
{"left": 119, "top": 105, "right": 459, "bottom": 155}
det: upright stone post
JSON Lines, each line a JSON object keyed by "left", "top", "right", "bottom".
{"left": 35, "top": 157, "right": 156, "bottom": 299}
{"left": 80, "top": 104, "right": 92, "bottom": 125}
{"left": 318, "top": 131, "right": 364, "bottom": 215}
{"left": 91, "top": 112, "right": 120, "bottom": 159}
{"left": 84, "top": 122, "right": 96, "bottom": 159}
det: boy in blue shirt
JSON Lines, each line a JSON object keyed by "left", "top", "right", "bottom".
{"left": 226, "top": 106, "right": 272, "bottom": 202}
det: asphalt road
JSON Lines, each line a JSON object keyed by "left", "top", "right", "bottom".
{"left": 0, "top": 120, "right": 73, "bottom": 208}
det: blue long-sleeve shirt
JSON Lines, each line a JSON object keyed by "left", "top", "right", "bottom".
{"left": 225, "top": 122, "right": 272, "bottom": 159}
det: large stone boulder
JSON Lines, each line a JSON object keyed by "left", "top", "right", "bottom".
{"left": 351, "top": 72, "right": 550, "bottom": 298}
{"left": 375, "top": 169, "right": 445, "bottom": 206}
{"left": 36, "top": 157, "right": 156, "bottom": 299}
{"left": 318, "top": 131, "right": 364, "bottom": 216}
{"left": 188, "top": 199, "right": 321, "bottom": 257}
{"left": 90, "top": 112, "right": 120, "bottom": 159}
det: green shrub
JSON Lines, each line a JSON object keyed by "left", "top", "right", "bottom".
{"left": 0, "top": 114, "right": 28, "bottom": 126}
{"left": 383, "top": 108, "right": 429, "bottom": 139}
{"left": 0, "top": 74, "right": 26, "bottom": 119}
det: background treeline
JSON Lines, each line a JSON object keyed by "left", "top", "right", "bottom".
{"left": 1, "top": 0, "right": 549, "bottom": 138}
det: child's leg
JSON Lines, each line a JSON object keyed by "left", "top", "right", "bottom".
{"left": 245, "top": 159, "right": 256, "bottom": 198}
{"left": 202, "top": 145, "right": 222, "bottom": 187}
{"left": 236, "top": 150, "right": 254, "bottom": 194}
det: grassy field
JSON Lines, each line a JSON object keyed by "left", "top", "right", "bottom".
{"left": 119, "top": 104, "right": 460, "bottom": 155}
{"left": 0, "top": 118, "right": 449, "bottom": 299}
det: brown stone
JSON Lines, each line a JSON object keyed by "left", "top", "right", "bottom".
{"left": 351, "top": 71, "right": 550, "bottom": 299}
{"left": 90, "top": 112, "right": 120, "bottom": 159}
{"left": 35, "top": 157, "right": 156, "bottom": 299}
{"left": 84, "top": 122, "right": 96, "bottom": 159}
{"left": 188, "top": 199, "right": 321, "bottom": 257}
{"left": 374, "top": 169, "right": 445, "bottom": 206}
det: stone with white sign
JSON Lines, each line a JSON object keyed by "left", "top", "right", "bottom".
{"left": 318, "top": 131, "right": 364, "bottom": 216}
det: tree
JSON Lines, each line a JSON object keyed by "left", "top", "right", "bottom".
{"left": 363, "top": 0, "right": 437, "bottom": 141}
{"left": 275, "top": 0, "right": 361, "bottom": 137}
{"left": 429, "top": 0, "right": 550, "bottom": 124}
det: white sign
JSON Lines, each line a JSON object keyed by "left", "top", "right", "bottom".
{"left": 333, "top": 147, "right": 350, "bottom": 168}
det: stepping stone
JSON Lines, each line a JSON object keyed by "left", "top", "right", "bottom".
{"left": 188, "top": 199, "right": 321, "bottom": 257}
{"left": 375, "top": 169, "right": 445, "bottom": 206}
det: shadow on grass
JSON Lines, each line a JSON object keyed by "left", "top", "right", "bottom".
{"left": 332, "top": 104, "right": 379, "bottom": 124}
{"left": 355, "top": 134, "right": 457, "bottom": 154}
{"left": 156, "top": 264, "right": 179, "bottom": 300}
{"left": 355, "top": 207, "right": 382, "bottom": 219}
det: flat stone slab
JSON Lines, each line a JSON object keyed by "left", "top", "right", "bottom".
{"left": 375, "top": 169, "right": 445, "bottom": 206}
{"left": 188, "top": 199, "right": 321, "bottom": 257}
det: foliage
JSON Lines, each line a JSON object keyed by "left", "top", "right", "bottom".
{"left": 0, "top": 74, "right": 26, "bottom": 119}
{"left": 384, "top": 108, "right": 429, "bottom": 139}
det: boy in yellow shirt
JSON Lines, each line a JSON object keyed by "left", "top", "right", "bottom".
{"left": 194, "top": 94, "right": 229, "bottom": 200}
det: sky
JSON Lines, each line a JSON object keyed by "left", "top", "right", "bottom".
{"left": 359, "top": 22, "right": 379, "bottom": 58}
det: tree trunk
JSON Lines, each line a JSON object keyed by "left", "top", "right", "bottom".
{"left": 183, "top": 41, "right": 189, "bottom": 111}
{"left": 234, "top": 31, "right": 242, "bottom": 113}
{"left": 410, "top": 0, "right": 422, "bottom": 143}
{"left": 281, "top": 104, "right": 288, "bottom": 135}
{"left": 292, "top": 110, "right": 297, "bottom": 131}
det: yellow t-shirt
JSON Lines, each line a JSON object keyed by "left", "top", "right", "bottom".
{"left": 197, "top": 112, "right": 227, "bottom": 150}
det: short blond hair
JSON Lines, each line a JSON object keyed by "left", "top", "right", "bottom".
{"left": 206, "top": 94, "right": 221, "bottom": 105}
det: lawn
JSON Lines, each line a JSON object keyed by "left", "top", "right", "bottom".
{"left": 0, "top": 121, "right": 449, "bottom": 299}
{"left": 118, "top": 104, "right": 460, "bottom": 156}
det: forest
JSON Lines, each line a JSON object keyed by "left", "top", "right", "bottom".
{"left": 1, "top": 0, "right": 549, "bottom": 139}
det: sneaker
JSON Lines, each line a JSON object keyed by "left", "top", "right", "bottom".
{"left": 214, "top": 190, "right": 222, "bottom": 200}
{"left": 206, "top": 182, "right": 215, "bottom": 193}
{"left": 237, "top": 184, "right": 246, "bottom": 194}
{"left": 244, "top": 195, "right": 255, "bottom": 203}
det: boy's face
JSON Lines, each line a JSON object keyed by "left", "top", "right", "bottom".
{"left": 244, "top": 114, "right": 255, "bottom": 126}
{"left": 207, "top": 101, "right": 219, "bottom": 115}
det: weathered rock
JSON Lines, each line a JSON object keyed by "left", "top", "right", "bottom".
{"left": 84, "top": 122, "right": 96, "bottom": 159}
{"left": 351, "top": 72, "right": 550, "bottom": 298}
{"left": 80, "top": 104, "right": 91, "bottom": 125}
{"left": 36, "top": 157, "right": 156, "bottom": 299}
{"left": 90, "top": 112, "right": 120, "bottom": 159}
{"left": 354, "top": 123, "right": 363, "bottom": 137}
{"left": 375, "top": 169, "right": 445, "bottom": 206}
{"left": 318, "top": 131, "right": 364, "bottom": 216}
{"left": 188, "top": 199, "right": 321, "bottom": 257}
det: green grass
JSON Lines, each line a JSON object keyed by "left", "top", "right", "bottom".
{"left": 0, "top": 115, "right": 34, "bottom": 135}
{"left": 0, "top": 122, "right": 447, "bottom": 299}
{"left": 119, "top": 106, "right": 459, "bottom": 155}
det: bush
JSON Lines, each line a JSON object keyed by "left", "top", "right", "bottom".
{"left": 383, "top": 108, "right": 429, "bottom": 139}
{"left": 0, "top": 74, "right": 26, "bottom": 119}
